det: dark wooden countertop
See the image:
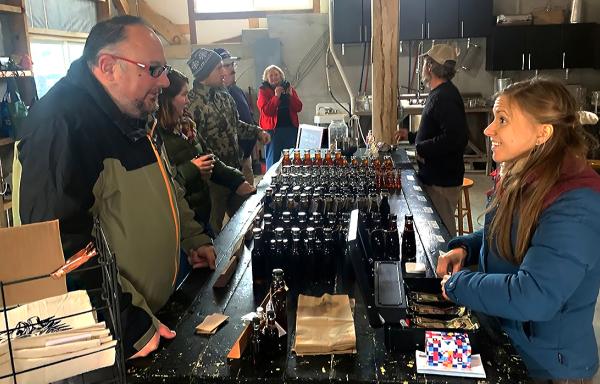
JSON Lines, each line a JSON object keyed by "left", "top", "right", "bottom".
{"left": 127, "top": 149, "right": 531, "bottom": 384}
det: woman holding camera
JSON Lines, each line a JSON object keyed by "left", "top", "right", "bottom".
{"left": 157, "top": 69, "right": 256, "bottom": 234}
{"left": 257, "top": 65, "right": 303, "bottom": 168}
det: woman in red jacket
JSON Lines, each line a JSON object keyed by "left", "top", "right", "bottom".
{"left": 257, "top": 65, "right": 303, "bottom": 168}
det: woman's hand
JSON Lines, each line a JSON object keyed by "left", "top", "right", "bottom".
{"left": 191, "top": 154, "right": 215, "bottom": 178}
{"left": 440, "top": 274, "right": 452, "bottom": 301}
{"left": 274, "top": 86, "right": 284, "bottom": 98}
{"left": 436, "top": 247, "right": 467, "bottom": 277}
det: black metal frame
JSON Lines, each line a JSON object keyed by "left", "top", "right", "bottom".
{"left": 0, "top": 218, "right": 126, "bottom": 384}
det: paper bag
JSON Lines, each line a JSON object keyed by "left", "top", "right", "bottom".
{"left": 0, "top": 221, "right": 67, "bottom": 307}
{"left": 292, "top": 294, "right": 356, "bottom": 356}
{"left": 0, "top": 290, "right": 96, "bottom": 343}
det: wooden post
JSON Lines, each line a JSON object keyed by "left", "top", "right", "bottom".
{"left": 188, "top": 0, "right": 197, "bottom": 45}
{"left": 371, "top": 0, "right": 398, "bottom": 144}
{"left": 96, "top": 0, "right": 112, "bottom": 21}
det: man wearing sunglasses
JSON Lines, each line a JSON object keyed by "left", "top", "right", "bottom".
{"left": 13, "top": 16, "right": 216, "bottom": 360}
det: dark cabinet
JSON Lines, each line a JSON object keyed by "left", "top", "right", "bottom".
{"left": 332, "top": 0, "right": 370, "bottom": 44}
{"left": 563, "top": 23, "right": 596, "bottom": 69}
{"left": 399, "top": 0, "right": 425, "bottom": 40}
{"left": 426, "top": 0, "right": 459, "bottom": 39}
{"left": 486, "top": 26, "right": 528, "bottom": 71}
{"left": 487, "top": 24, "right": 598, "bottom": 71}
{"left": 459, "top": 0, "right": 493, "bottom": 38}
{"left": 527, "top": 25, "right": 563, "bottom": 70}
{"left": 399, "top": 0, "right": 492, "bottom": 40}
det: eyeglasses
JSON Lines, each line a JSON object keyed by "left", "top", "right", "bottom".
{"left": 109, "top": 54, "right": 171, "bottom": 78}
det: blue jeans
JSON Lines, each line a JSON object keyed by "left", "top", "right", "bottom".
{"left": 265, "top": 126, "right": 298, "bottom": 169}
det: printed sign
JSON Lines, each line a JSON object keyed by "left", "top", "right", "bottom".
{"left": 296, "top": 124, "right": 325, "bottom": 149}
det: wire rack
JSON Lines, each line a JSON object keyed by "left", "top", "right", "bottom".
{"left": 0, "top": 218, "right": 126, "bottom": 384}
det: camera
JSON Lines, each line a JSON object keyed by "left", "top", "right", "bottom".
{"left": 280, "top": 80, "right": 290, "bottom": 91}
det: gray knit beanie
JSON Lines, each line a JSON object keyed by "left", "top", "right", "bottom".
{"left": 187, "top": 48, "right": 222, "bottom": 81}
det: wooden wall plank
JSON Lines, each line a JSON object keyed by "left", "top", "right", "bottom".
{"left": 371, "top": 0, "right": 399, "bottom": 144}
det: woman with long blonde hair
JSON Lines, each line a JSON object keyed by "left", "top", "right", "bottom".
{"left": 438, "top": 78, "right": 600, "bottom": 382}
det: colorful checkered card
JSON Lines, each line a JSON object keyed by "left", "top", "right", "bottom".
{"left": 425, "top": 330, "right": 472, "bottom": 369}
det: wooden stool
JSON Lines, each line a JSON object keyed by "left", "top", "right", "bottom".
{"left": 456, "top": 177, "right": 474, "bottom": 236}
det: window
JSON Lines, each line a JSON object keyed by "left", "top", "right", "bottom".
{"left": 30, "top": 40, "right": 84, "bottom": 97}
{"left": 194, "top": 0, "right": 313, "bottom": 13}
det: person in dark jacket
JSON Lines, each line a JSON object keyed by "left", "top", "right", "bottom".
{"left": 215, "top": 47, "right": 257, "bottom": 184}
{"left": 398, "top": 44, "right": 467, "bottom": 236}
{"left": 12, "top": 16, "right": 215, "bottom": 359}
{"left": 157, "top": 69, "right": 256, "bottom": 234}
{"left": 438, "top": 78, "right": 600, "bottom": 382}
{"left": 257, "top": 65, "right": 303, "bottom": 169}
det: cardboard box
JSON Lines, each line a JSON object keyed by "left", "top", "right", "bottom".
{"left": 0, "top": 220, "right": 67, "bottom": 307}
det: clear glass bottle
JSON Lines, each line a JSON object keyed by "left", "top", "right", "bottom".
{"left": 327, "top": 119, "right": 348, "bottom": 150}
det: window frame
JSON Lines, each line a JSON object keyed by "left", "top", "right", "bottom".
{"left": 187, "top": 0, "right": 320, "bottom": 43}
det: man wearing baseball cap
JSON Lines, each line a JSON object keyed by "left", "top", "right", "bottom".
{"left": 411, "top": 43, "right": 468, "bottom": 236}
{"left": 187, "top": 48, "right": 270, "bottom": 234}
{"left": 214, "top": 47, "right": 257, "bottom": 185}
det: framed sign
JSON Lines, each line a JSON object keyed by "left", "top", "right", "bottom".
{"left": 296, "top": 124, "right": 325, "bottom": 149}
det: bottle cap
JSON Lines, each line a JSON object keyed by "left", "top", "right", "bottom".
{"left": 272, "top": 268, "right": 284, "bottom": 278}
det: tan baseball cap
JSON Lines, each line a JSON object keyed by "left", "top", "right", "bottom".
{"left": 420, "top": 44, "right": 459, "bottom": 65}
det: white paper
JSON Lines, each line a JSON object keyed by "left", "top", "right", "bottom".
{"left": 407, "top": 175, "right": 415, "bottom": 181}
{"left": 423, "top": 207, "right": 433, "bottom": 214}
{"left": 417, "top": 195, "right": 427, "bottom": 202}
{"left": 428, "top": 221, "right": 440, "bottom": 230}
{"left": 415, "top": 350, "right": 486, "bottom": 378}
{"left": 413, "top": 185, "right": 423, "bottom": 191}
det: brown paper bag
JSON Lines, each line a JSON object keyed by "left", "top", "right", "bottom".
{"left": 292, "top": 294, "right": 356, "bottom": 356}
{"left": 0, "top": 221, "right": 67, "bottom": 307}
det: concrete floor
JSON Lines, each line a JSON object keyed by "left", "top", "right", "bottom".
{"left": 463, "top": 171, "right": 600, "bottom": 383}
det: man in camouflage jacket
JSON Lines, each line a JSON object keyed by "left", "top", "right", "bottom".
{"left": 187, "top": 48, "right": 270, "bottom": 233}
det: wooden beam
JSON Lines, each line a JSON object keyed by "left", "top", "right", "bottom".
{"left": 313, "top": 0, "right": 320, "bottom": 13}
{"left": 137, "top": 0, "right": 188, "bottom": 44}
{"left": 188, "top": 0, "right": 197, "bottom": 44}
{"left": 194, "top": 8, "right": 313, "bottom": 20}
{"left": 29, "top": 28, "right": 88, "bottom": 41}
{"left": 174, "top": 24, "right": 190, "bottom": 35}
{"left": 371, "top": 0, "right": 399, "bottom": 144}
{"left": 0, "top": 4, "right": 22, "bottom": 14}
{"left": 114, "top": 0, "right": 130, "bottom": 15}
{"left": 96, "top": 0, "right": 111, "bottom": 21}
{"left": 248, "top": 18, "right": 259, "bottom": 28}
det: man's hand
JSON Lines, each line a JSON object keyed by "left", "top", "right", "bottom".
{"left": 191, "top": 154, "right": 215, "bottom": 178}
{"left": 236, "top": 182, "right": 256, "bottom": 197}
{"left": 274, "top": 86, "right": 284, "bottom": 98}
{"left": 129, "top": 322, "right": 176, "bottom": 359}
{"left": 436, "top": 247, "right": 467, "bottom": 277}
{"left": 188, "top": 245, "right": 216, "bottom": 270}
{"left": 395, "top": 128, "right": 409, "bottom": 143}
{"left": 259, "top": 131, "right": 271, "bottom": 145}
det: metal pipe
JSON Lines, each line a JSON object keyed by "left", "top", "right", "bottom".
{"left": 328, "top": 0, "right": 356, "bottom": 114}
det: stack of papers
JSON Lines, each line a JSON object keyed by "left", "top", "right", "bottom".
{"left": 416, "top": 350, "right": 486, "bottom": 378}
{"left": 0, "top": 291, "right": 116, "bottom": 384}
